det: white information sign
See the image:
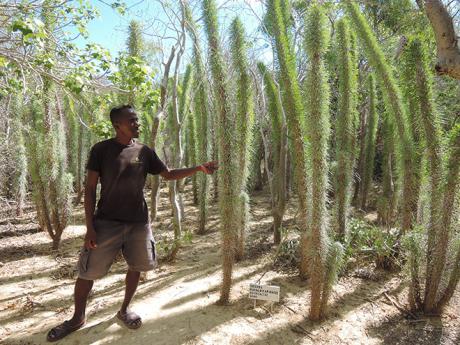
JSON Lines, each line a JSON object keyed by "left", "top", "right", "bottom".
{"left": 249, "top": 283, "right": 280, "bottom": 302}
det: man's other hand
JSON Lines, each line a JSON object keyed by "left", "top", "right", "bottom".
{"left": 84, "top": 229, "right": 97, "bottom": 249}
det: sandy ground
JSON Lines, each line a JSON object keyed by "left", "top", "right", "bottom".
{"left": 0, "top": 183, "right": 459, "bottom": 345}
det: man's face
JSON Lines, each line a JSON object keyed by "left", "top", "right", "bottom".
{"left": 115, "top": 109, "right": 140, "bottom": 138}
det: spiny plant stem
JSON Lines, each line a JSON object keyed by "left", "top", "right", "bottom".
{"left": 344, "top": 1, "right": 416, "bottom": 235}
{"left": 203, "top": 0, "right": 238, "bottom": 304}
{"left": 334, "top": 18, "right": 358, "bottom": 241}
{"left": 230, "top": 17, "right": 254, "bottom": 261}
{"left": 266, "top": 0, "right": 311, "bottom": 279}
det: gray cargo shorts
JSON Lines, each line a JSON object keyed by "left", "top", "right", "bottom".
{"left": 77, "top": 218, "right": 157, "bottom": 280}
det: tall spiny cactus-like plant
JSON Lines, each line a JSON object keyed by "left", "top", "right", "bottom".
{"left": 179, "top": 66, "right": 193, "bottom": 163}
{"left": 378, "top": 106, "right": 398, "bottom": 227}
{"left": 27, "top": 97, "right": 73, "bottom": 249}
{"left": 304, "top": 2, "right": 342, "bottom": 320}
{"left": 210, "top": 93, "right": 219, "bottom": 201}
{"left": 203, "top": 0, "right": 238, "bottom": 304}
{"left": 65, "top": 96, "right": 89, "bottom": 204}
{"left": 401, "top": 38, "right": 460, "bottom": 314}
{"left": 401, "top": 37, "right": 438, "bottom": 311}
{"left": 359, "top": 74, "right": 378, "bottom": 210}
{"left": 230, "top": 17, "right": 254, "bottom": 260}
{"left": 179, "top": 65, "right": 193, "bottom": 132}
{"left": 434, "top": 125, "right": 459, "bottom": 312}
{"left": 344, "top": 1, "right": 416, "bottom": 235}
{"left": 126, "top": 19, "right": 157, "bottom": 154}
{"left": 266, "top": 0, "right": 311, "bottom": 279}
{"left": 26, "top": 1, "right": 73, "bottom": 249}
{"left": 400, "top": 41, "right": 424, "bottom": 227}
{"left": 263, "top": 0, "right": 292, "bottom": 39}
{"left": 185, "top": 3, "right": 210, "bottom": 234}
{"left": 334, "top": 18, "right": 358, "bottom": 240}
{"left": 247, "top": 121, "right": 264, "bottom": 192}
{"left": 181, "top": 65, "right": 198, "bottom": 204}
{"left": 258, "top": 62, "right": 287, "bottom": 244}
{"left": 126, "top": 20, "right": 144, "bottom": 106}
{"left": 66, "top": 97, "right": 78, "bottom": 186}
{"left": 127, "top": 20, "right": 143, "bottom": 58}
{"left": 9, "top": 96, "right": 27, "bottom": 216}
{"left": 53, "top": 94, "right": 73, "bottom": 226}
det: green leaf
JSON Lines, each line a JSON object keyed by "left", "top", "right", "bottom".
{"left": 11, "top": 19, "right": 33, "bottom": 35}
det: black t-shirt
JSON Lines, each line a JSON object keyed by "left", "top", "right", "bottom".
{"left": 86, "top": 138, "right": 167, "bottom": 223}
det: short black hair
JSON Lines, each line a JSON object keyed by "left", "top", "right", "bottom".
{"left": 110, "top": 104, "right": 134, "bottom": 124}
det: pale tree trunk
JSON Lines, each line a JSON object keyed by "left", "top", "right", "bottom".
{"left": 150, "top": 46, "right": 176, "bottom": 221}
{"left": 422, "top": 0, "right": 460, "bottom": 79}
{"left": 168, "top": 9, "right": 186, "bottom": 261}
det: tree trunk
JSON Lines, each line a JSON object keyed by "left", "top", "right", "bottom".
{"left": 150, "top": 175, "right": 161, "bottom": 220}
{"left": 423, "top": 0, "right": 460, "bottom": 79}
{"left": 150, "top": 46, "right": 176, "bottom": 221}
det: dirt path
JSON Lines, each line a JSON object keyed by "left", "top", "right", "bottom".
{"left": 0, "top": 185, "right": 459, "bottom": 345}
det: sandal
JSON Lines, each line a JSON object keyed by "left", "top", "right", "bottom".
{"left": 46, "top": 319, "right": 85, "bottom": 342}
{"left": 117, "top": 310, "right": 142, "bottom": 329}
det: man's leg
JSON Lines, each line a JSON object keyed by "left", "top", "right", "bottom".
{"left": 47, "top": 278, "right": 93, "bottom": 342}
{"left": 121, "top": 269, "right": 140, "bottom": 312}
{"left": 117, "top": 269, "right": 142, "bottom": 328}
{"left": 117, "top": 222, "right": 156, "bottom": 329}
{"left": 47, "top": 220, "right": 124, "bottom": 341}
{"left": 71, "top": 278, "right": 94, "bottom": 324}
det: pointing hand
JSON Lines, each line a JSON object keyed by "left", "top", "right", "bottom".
{"left": 200, "top": 161, "right": 218, "bottom": 174}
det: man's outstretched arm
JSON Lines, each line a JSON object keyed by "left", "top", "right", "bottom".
{"left": 160, "top": 161, "right": 218, "bottom": 180}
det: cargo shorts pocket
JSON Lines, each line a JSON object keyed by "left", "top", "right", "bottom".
{"left": 78, "top": 248, "right": 90, "bottom": 272}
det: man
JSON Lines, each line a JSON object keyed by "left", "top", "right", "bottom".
{"left": 47, "top": 105, "right": 217, "bottom": 342}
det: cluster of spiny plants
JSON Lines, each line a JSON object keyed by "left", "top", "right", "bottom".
{"left": 1, "top": 0, "right": 458, "bottom": 321}
{"left": 196, "top": 0, "right": 459, "bottom": 318}
{"left": 342, "top": 1, "right": 460, "bottom": 315}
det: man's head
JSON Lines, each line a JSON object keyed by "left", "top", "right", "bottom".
{"left": 110, "top": 105, "right": 140, "bottom": 139}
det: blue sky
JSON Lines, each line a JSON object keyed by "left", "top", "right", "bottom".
{"left": 77, "top": 0, "right": 269, "bottom": 63}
